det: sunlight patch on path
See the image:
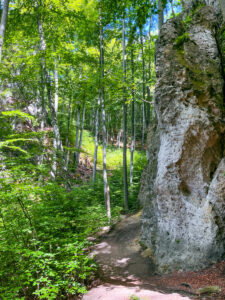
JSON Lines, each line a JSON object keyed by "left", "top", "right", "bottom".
{"left": 82, "top": 284, "right": 191, "bottom": 300}
{"left": 83, "top": 211, "right": 191, "bottom": 300}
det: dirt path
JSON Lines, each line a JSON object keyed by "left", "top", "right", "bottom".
{"left": 82, "top": 212, "right": 191, "bottom": 300}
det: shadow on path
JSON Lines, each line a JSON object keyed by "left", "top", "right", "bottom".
{"left": 83, "top": 211, "right": 191, "bottom": 300}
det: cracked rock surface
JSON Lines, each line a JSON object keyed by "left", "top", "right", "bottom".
{"left": 139, "top": 2, "right": 225, "bottom": 273}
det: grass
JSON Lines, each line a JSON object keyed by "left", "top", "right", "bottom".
{"left": 81, "top": 130, "right": 147, "bottom": 171}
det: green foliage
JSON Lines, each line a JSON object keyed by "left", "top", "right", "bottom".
{"left": 0, "top": 0, "right": 155, "bottom": 297}
{"left": 0, "top": 119, "right": 146, "bottom": 297}
{"left": 79, "top": 130, "right": 147, "bottom": 211}
{"left": 1, "top": 110, "right": 35, "bottom": 121}
{"left": 0, "top": 166, "right": 99, "bottom": 298}
{"left": 181, "top": 15, "right": 192, "bottom": 28}
{"left": 0, "top": 112, "right": 146, "bottom": 297}
{"left": 0, "top": 110, "right": 40, "bottom": 155}
{"left": 0, "top": 114, "right": 99, "bottom": 298}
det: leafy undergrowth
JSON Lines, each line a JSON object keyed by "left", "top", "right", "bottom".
{"left": 0, "top": 114, "right": 147, "bottom": 299}
{"left": 81, "top": 130, "right": 147, "bottom": 171}
{"left": 0, "top": 163, "right": 105, "bottom": 299}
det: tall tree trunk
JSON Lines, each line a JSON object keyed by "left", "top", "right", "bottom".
{"left": 39, "top": 70, "right": 46, "bottom": 130}
{"left": 0, "top": 0, "right": 9, "bottom": 63}
{"left": 90, "top": 108, "right": 95, "bottom": 134}
{"left": 130, "top": 45, "right": 135, "bottom": 191}
{"left": 54, "top": 53, "right": 59, "bottom": 115}
{"left": 65, "top": 97, "right": 72, "bottom": 169}
{"left": 37, "top": 71, "right": 46, "bottom": 171}
{"left": 140, "top": 28, "right": 146, "bottom": 146}
{"left": 36, "top": 89, "right": 44, "bottom": 166}
{"left": 77, "top": 103, "right": 85, "bottom": 163}
{"left": 117, "top": 129, "right": 122, "bottom": 149}
{"left": 158, "top": 0, "right": 164, "bottom": 32}
{"left": 52, "top": 52, "right": 59, "bottom": 176}
{"left": 93, "top": 97, "right": 100, "bottom": 182}
{"left": 74, "top": 104, "right": 81, "bottom": 163}
{"left": 59, "top": 94, "right": 65, "bottom": 131}
{"left": 122, "top": 15, "right": 129, "bottom": 212}
{"left": 37, "top": 11, "right": 63, "bottom": 179}
{"left": 99, "top": 0, "right": 111, "bottom": 221}
{"left": 146, "top": 15, "right": 152, "bottom": 127}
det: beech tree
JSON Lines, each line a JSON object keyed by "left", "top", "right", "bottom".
{"left": 99, "top": 0, "right": 111, "bottom": 221}
{"left": 0, "top": 0, "right": 10, "bottom": 62}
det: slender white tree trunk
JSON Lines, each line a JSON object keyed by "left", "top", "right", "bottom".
{"left": 106, "top": 129, "right": 109, "bottom": 144}
{"left": 93, "top": 97, "right": 100, "bottom": 182}
{"left": 40, "top": 68, "right": 46, "bottom": 129}
{"left": 54, "top": 55, "right": 59, "bottom": 115}
{"left": 36, "top": 89, "right": 45, "bottom": 165}
{"left": 130, "top": 45, "right": 135, "bottom": 191}
{"left": 65, "top": 97, "right": 72, "bottom": 169}
{"left": 117, "top": 129, "right": 122, "bottom": 149}
{"left": 122, "top": 15, "right": 128, "bottom": 212}
{"left": 77, "top": 103, "right": 85, "bottom": 163}
{"left": 74, "top": 105, "right": 81, "bottom": 164}
{"left": 102, "top": 98, "right": 111, "bottom": 221}
{"left": 99, "top": 0, "right": 111, "bottom": 221}
{"left": 52, "top": 53, "right": 59, "bottom": 176}
{"left": 0, "top": 0, "right": 10, "bottom": 63}
{"left": 140, "top": 28, "right": 146, "bottom": 146}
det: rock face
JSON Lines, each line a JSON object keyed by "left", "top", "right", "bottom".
{"left": 183, "top": 0, "right": 222, "bottom": 14}
{"left": 139, "top": 3, "right": 225, "bottom": 272}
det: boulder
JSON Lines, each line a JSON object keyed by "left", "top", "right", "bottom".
{"left": 140, "top": 4, "right": 225, "bottom": 272}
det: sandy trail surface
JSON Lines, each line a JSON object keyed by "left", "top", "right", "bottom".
{"left": 82, "top": 212, "right": 191, "bottom": 300}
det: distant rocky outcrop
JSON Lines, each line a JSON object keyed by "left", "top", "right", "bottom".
{"left": 139, "top": 1, "right": 225, "bottom": 272}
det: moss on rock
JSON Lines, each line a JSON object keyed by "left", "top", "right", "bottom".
{"left": 196, "top": 285, "right": 221, "bottom": 295}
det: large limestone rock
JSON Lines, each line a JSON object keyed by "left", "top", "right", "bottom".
{"left": 183, "top": 0, "right": 223, "bottom": 15}
{"left": 219, "top": 0, "right": 225, "bottom": 19}
{"left": 140, "top": 4, "right": 225, "bottom": 272}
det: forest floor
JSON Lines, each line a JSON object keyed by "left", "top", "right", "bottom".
{"left": 82, "top": 211, "right": 225, "bottom": 300}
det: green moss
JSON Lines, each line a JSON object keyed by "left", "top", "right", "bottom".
{"left": 181, "top": 15, "right": 192, "bottom": 29}
{"left": 139, "top": 240, "right": 147, "bottom": 249}
{"left": 196, "top": 286, "right": 221, "bottom": 295}
{"left": 175, "top": 50, "right": 205, "bottom": 77}
{"left": 175, "top": 33, "right": 190, "bottom": 49}
{"left": 190, "top": 79, "right": 206, "bottom": 89}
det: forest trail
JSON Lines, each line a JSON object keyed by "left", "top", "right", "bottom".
{"left": 82, "top": 212, "right": 190, "bottom": 300}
